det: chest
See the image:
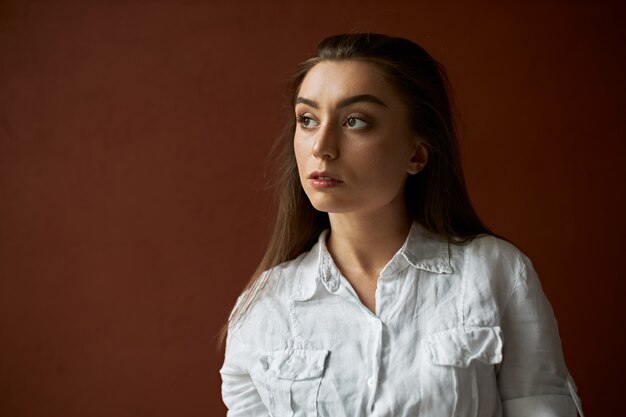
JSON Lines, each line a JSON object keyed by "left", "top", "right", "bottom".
{"left": 343, "top": 273, "right": 379, "bottom": 314}
{"left": 253, "top": 270, "right": 505, "bottom": 417}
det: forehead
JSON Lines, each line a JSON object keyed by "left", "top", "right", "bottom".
{"left": 298, "top": 60, "right": 399, "bottom": 103}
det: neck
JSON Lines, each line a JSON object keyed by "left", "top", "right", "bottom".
{"left": 326, "top": 200, "right": 412, "bottom": 280}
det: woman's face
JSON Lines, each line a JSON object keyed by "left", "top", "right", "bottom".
{"left": 294, "top": 59, "right": 427, "bottom": 216}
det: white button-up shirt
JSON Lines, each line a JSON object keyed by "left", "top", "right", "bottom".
{"left": 220, "top": 221, "right": 584, "bottom": 416}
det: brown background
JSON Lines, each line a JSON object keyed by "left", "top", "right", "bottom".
{"left": 1, "top": 0, "right": 624, "bottom": 416}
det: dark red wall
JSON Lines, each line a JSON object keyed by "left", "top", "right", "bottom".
{"left": 1, "top": 1, "right": 623, "bottom": 416}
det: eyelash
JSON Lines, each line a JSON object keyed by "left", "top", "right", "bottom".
{"left": 295, "top": 114, "right": 371, "bottom": 129}
{"left": 345, "top": 115, "right": 370, "bottom": 129}
{"left": 295, "top": 114, "right": 313, "bottom": 126}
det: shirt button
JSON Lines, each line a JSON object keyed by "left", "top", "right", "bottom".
{"left": 367, "top": 377, "right": 375, "bottom": 387}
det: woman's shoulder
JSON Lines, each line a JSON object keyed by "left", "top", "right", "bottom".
{"left": 450, "top": 233, "right": 537, "bottom": 296}
{"left": 260, "top": 249, "right": 313, "bottom": 297}
{"left": 447, "top": 234, "right": 548, "bottom": 326}
{"left": 459, "top": 233, "right": 532, "bottom": 269}
{"left": 227, "top": 249, "right": 315, "bottom": 343}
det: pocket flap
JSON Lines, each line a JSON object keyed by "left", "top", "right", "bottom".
{"left": 427, "top": 326, "right": 503, "bottom": 367}
{"left": 265, "top": 348, "right": 329, "bottom": 380}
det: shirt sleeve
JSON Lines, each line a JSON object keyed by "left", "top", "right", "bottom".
{"left": 219, "top": 300, "right": 270, "bottom": 417}
{"left": 497, "top": 256, "right": 585, "bottom": 417}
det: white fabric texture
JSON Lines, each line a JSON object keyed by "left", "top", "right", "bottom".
{"left": 219, "top": 221, "right": 584, "bottom": 417}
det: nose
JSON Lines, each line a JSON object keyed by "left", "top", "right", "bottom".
{"left": 312, "top": 123, "right": 339, "bottom": 160}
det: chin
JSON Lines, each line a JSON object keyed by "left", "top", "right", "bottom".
{"left": 308, "top": 196, "right": 360, "bottom": 214}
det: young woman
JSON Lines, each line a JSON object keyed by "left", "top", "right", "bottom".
{"left": 218, "top": 33, "right": 584, "bottom": 417}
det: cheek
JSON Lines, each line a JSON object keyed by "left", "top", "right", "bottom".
{"left": 354, "top": 146, "right": 410, "bottom": 190}
{"left": 356, "top": 142, "right": 408, "bottom": 175}
{"left": 293, "top": 138, "right": 309, "bottom": 176}
{"left": 293, "top": 137, "right": 303, "bottom": 162}
{"left": 371, "top": 162, "right": 408, "bottom": 191}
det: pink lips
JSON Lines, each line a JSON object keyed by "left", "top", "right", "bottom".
{"left": 308, "top": 171, "right": 343, "bottom": 189}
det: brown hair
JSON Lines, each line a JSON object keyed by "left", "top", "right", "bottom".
{"left": 216, "top": 33, "right": 494, "bottom": 349}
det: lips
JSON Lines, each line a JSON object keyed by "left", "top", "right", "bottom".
{"left": 307, "top": 171, "right": 343, "bottom": 189}
{"left": 308, "top": 171, "right": 342, "bottom": 182}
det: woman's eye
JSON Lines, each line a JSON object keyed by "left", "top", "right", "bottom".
{"left": 296, "top": 115, "right": 319, "bottom": 129}
{"left": 345, "top": 117, "right": 369, "bottom": 129}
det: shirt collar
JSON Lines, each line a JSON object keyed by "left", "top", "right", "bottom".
{"left": 293, "top": 220, "right": 453, "bottom": 302}
{"left": 400, "top": 220, "right": 454, "bottom": 274}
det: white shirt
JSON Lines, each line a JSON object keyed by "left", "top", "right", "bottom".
{"left": 219, "top": 221, "right": 584, "bottom": 417}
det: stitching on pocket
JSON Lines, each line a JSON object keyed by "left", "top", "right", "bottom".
{"left": 261, "top": 349, "right": 330, "bottom": 417}
{"left": 427, "top": 326, "right": 503, "bottom": 367}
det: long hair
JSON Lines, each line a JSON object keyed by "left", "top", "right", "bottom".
{"left": 216, "top": 33, "right": 494, "bottom": 349}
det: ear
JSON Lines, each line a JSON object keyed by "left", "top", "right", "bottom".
{"left": 407, "top": 139, "right": 428, "bottom": 175}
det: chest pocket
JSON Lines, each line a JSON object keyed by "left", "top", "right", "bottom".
{"left": 422, "top": 326, "right": 503, "bottom": 417}
{"left": 259, "top": 348, "right": 329, "bottom": 417}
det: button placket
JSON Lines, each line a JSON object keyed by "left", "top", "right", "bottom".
{"left": 368, "top": 318, "right": 383, "bottom": 392}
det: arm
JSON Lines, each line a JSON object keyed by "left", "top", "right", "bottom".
{"left": 497, "top": 256, "right": 584, "bottom": 417}
{"left": 219, "top": 324, "right": 270, "bottom": 417}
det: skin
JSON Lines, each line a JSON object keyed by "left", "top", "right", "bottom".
{"left": 293, "top": 60, "right": 428, "bottom": 314}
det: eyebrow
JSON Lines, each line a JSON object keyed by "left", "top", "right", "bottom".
{"left": 295, "top": 94, "right": 388, "bottom": 109}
